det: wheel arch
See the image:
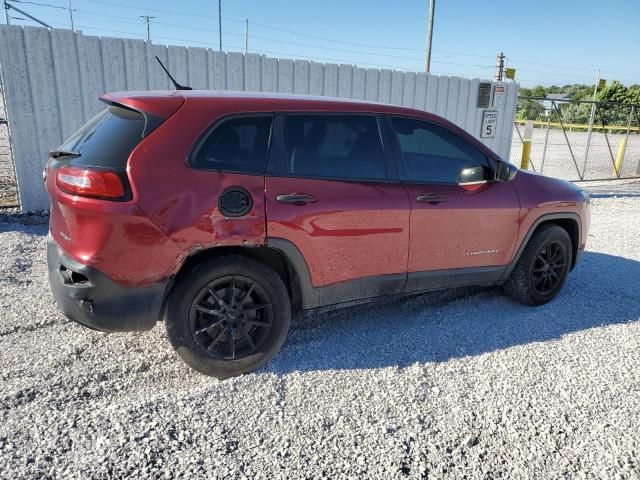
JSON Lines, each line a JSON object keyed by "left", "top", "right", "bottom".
{"left": 505, "top": 213, "right": 581, "bottom": 279}
{"left": 163, "top": 239, "right": 318, "bottom": 317}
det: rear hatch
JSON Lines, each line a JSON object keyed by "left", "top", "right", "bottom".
{"left": 47, "top": 92, "right": 184, "bottom": 201}
{"left": 46, "top": 92, "right": 184, "bottom": 283}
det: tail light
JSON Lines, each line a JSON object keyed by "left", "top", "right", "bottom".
{"left": 55, "top": 165, "right": 127, "bottom": 200}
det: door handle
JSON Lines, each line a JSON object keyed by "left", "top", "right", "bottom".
{"left": 416, "top": 194, "right": 446, "bottom": 205}
{"left": 276, "top": 193, "right": 318, "bottom": 205}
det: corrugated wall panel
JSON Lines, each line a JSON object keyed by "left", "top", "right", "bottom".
{"left": 150, "top": 44, "right": 170, "bottom": 90}
{"left": 0, "top": 25, "right": 39, "bottom": 209}
{"left": 123, "top": 38, "right": 148, "bottom": 91}
{"left": 0, "top": 26, "right": 517, "bottom": 211}
{"left": 51, "top": 29, "right": 85, "bottom": 135}
{"left": 309, "top": 62, "right": 324, "bottom": 96}
{"left": 244, "top": 53, "right": 261, "bottom": 92}
{"left": 338, "top": 65, "right": 353, "bottom": 98}
{"left": 101, "top": 37, "right": 126, "bottom": 93}
{"left": 365, "top": 69, "right": 379, "bottom": 102}
{"left": 226, "top": 52, "right": 244, "bottom": 90}
{"left": 294, "top": 60, "right": 310, "bottom": 94}
{"left": 278, "top": 59, "right": 294, "bottom": 93}
{"left": 77, "top": 35, "right": 105, "bottom": 120}
{"left": 24, "top": 27, "right": 61, "bottom": 171}
{"left": 352, "top": 67, "right": 366, "bottom": 100}
{"left": 261, "top": 56, "right": 277, "bottom": 92}
{"left": 323, "top": 63, "right": 338, "bottom": 97}
{"left": 187, "top": 47, "right": 209, "bottom": 90}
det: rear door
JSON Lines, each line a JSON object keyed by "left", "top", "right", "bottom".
{"left": 386, "top": 116, "right": 520, "bottom": 292}
{"left": 265, "top": 114, "right": 411, "bottom": 305}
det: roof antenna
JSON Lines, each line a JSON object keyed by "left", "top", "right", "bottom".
{"left": 155, "top": 56, "right": 192, "bottom": 91}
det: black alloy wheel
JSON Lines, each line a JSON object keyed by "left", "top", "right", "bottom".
{"left": 165, "top": 255, "right": 291, "bottom": 379}
{"left": 531, "top": 240, "right": 568, "bottom": 296}
{"left": 190, "top": 276, "right": 272, "bottom": 360}
{"left": 504, "top": 224, "right": 573, "bottom": 306}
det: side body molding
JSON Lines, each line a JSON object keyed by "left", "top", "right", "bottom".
{"left": 269, "top": 212, "right": 582, "bottom": 311}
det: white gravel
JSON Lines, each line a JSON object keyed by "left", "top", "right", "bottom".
{"left": 1, "top": 181, "right": 639, "bottom": 479}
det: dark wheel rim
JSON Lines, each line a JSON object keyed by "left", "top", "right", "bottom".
{"left": 189, "top": 275, "right": 273, "bottom": 360}
{"left": 531, "top": 240, "right": 567, "bottom": 296}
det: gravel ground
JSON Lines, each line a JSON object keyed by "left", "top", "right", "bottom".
{"left": 1, "top": 181, "right": 639, "bottom": 479}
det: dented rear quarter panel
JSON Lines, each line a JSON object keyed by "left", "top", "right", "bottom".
{"left": 129, "top": 97, "right": 269, "bottom": 275}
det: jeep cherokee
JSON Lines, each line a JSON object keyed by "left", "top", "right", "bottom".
{"left": 45, "top": 90, "right": 591, "bottom": 378}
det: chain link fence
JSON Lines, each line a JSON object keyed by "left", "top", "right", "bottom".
{"left": 510, "top": 96, "right": 640, "bottom": 181}
{"left": 0, "top": 78, "right": 19, "bottom": 208}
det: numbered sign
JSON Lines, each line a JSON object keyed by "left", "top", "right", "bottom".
{"left": 481, "top": 110, "right": 498, "bottom": 138}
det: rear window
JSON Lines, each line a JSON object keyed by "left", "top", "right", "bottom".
{"left": 189, "top": 116, "right": 273, "bottom": 174}
{"left": 271, "top": 115, "right": 387, "bottom": 181}
{"left": 57, "top": 106, "right": 145, "bottom": 168}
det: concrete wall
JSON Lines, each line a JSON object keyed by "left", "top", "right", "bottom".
{"left": 0, "top": 25, "right": 518, "bottom": 212}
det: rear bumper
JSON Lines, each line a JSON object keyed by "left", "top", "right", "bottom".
{"left": 47, "top": 236, "right": 168, "bottom": 332}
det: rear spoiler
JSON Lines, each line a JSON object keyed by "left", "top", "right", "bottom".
{"left": 100, "top": 93, "right": 185, "bottom": 137}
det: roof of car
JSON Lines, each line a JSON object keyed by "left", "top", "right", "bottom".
{"left": 103, "top": 89, "right": 438, "bottom": 118}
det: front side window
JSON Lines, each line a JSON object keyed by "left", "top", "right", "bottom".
{"left": 275, "top": 115, "right": 387, "bottom": 181}
{"left": 190, "top": 116, "right": 272, "bottom": 173}
{"left": 390, "top": 117, "right": 489, "bottom": 184}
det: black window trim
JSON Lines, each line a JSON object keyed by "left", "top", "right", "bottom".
{"left": 265, "top": 112, "right": 400, "bottom": 184}
{"left": 187, "top": 113, "right": 275, "bottom": 176}
{"left": 383, "top": 114, "right": 497, "bottom": 186}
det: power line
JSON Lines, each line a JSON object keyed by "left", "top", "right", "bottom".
{"left": 8, "top": 0, "right": 65, "bottom": 10}
{"left": 10, "top": 2, "right": 639, "bottom": 83}
{"left": 85, "top": 0, "right": 242, "bottom": 21}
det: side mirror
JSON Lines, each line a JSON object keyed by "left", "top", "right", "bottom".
{"left": 458, "top": 165, "right": 489, "bottom": 186}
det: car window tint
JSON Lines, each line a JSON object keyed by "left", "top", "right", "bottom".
{"left": 279, "top": 115, "right": 387, "bottom": 181}
{"left": 57, "top": 106, "right": 145, "bottom": 169}
{"left": 390, "top": 117, "right": 489, "bottom": 184}
{"left": 191, "top": 116, "right": 272, "bottom": 173}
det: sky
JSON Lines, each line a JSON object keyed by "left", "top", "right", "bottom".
{"left": 5, "top": 0, "right": 640, "bottom": 87}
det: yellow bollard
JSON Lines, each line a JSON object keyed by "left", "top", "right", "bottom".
{"left": 521, "top": 140, "right": 531, "bottom": 169}
{"left": 520, "top": 120, "right": 533, "bottom": 169}
{"left": 613, "top": 137, "right": 627, "bottom": 176}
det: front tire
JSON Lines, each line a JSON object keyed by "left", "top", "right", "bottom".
{"left": 165, "top": 256, "right": 291, "bottom": 378}
{"left": 504, "top": 224, "right": 573, "bottom": 306}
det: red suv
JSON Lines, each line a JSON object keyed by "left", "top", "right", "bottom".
{"left": 46, "top": 91, "right": 591, "bottom": 378}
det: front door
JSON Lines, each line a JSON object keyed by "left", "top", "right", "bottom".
{"left": 265, "top": 114, "right": 411, "bottom": 305}
{"left": 386, "top": 116, "right": 521, "bottom": 292}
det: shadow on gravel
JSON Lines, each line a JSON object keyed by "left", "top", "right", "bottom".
{"left": 267, "top": 251, "right": 640, "bottom": 374}
{"left": 0, "top": 213, "right": 49, "bottom": 234}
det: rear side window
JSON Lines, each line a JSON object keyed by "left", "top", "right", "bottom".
{"left": 390, "top": 117, "right": 489, "bottom": 184}
{"left": 190, "top": 116, "right": 272, "bottom": 173}
{"left": 273, "top": 115, "right": 387, "bottom": 181}
{"left": 57, "top": 106, "right": 145, "bottom": 168}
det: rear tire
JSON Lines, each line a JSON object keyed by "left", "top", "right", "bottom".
{"left": 504, "top": 224, "right": 572, "bottom": 306}
{"left": 165, "top": 255, "right": 291, "bottom": 379}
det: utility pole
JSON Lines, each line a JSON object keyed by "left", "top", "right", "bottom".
{"left": 67, "top": 0, "right": 75, "bottom": 31}
{"left": 140, "top": 15, "right": 155, "bottom": 42}
{"left": 244, "top": 18, "right": 248, "bottom": 54}
{"left": 495, "top": 51, "right": 505, "bottom": 81}
{"left": 218, "top": 0, "right": 222, "bottom": 52}
{"left": 424, "top": 0, "right": 435, "bottom": 73}
{"left": 4, "top": 0, "right": 11, "bottom": 24}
